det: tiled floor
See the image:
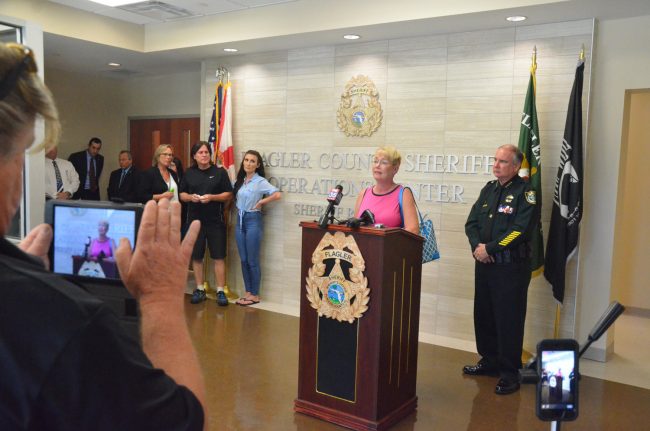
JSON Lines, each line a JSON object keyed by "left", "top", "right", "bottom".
{"left": 244, "top": 296, "right": 650, "bottom": 390}
{"left": 185, "top": 297, "right": 650, "bottom": 430}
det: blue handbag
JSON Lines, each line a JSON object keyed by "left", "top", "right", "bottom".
{"left": 399, "top": 186, "right": 440, "bottom": 263}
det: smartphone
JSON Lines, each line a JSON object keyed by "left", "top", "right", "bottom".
{"left": 45, "top": 200, "right": 143, "bottom": 283}
{"left": 536, "top": 339, "right": 579, "bottom": 421}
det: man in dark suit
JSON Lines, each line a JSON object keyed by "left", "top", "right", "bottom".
{"left": 69, "top": 137, "right": 104, "bottom": 200}
{"left": 107, "top": 150, "right": 138, "bottom": 202}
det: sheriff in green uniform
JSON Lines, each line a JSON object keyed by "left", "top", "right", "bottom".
{"left": 463, "top": 144, "right": 540, "bottom": 395}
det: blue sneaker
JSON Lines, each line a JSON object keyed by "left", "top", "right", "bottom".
{"left": 190, "top": 289, "right": 207, "bottom": 304}
{"left": 216, "top": 290, "right": 229, "bottom": 306}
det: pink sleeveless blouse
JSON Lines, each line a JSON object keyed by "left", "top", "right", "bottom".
{"left": 90, "top": 238, "right": 113, "bottom": 258}
{"left": 356, "top": 185, "right": 403, "bottom": 228}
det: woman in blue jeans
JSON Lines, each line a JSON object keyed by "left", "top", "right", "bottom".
{"left": 233, "top": 150, "right": 281, "bottom": 306}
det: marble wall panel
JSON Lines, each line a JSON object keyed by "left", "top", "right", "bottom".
{"left": 446, "top": 96, "right": 513, "bottom": 114}
{"left": 288, "top": 46, "right": 336, "bottom": 61}
{"left": 335, "top": 40, "right": 388, "bottom": 57}
{"left": 389, "top": 34, "right": 448, "bottom": 51}
{"left": 288, "top": 57, "right": 335, "bottom": 77}
{"left": 448, "top": 41, "right": 515, "bottom": 63}
{"left": 287, "top": 73, "right": 335, "bottom": 90}
{"left": 446, "top": 77, "right": 513, "bottom": 97}
{"left": 516, "top": 19, "right": 594, "bottom": 40}
{"left": 447, "top": 59, "right": 515, "bottom": 80}
{"left": 387, "top": 47, "right": 448, "bottom": 67}
{"left": 448, "top": 27, "right": 515, "bottom": 46}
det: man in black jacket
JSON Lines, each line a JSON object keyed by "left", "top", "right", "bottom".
{"left": 107, "top": 150, "right": 138, "bottom": 202}
{"left": 69, "top": 137, "right": 104, "bottom": 200}
{"left": 463, "top": 144, "right": 540, "bottom": 395}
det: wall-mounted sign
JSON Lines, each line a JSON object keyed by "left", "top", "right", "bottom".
{"left": 337, "top": 75, "right": 383, "bottom": 137}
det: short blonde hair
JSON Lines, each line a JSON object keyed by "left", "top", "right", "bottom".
{"left": 152, "top": 144, "right": 172, "bottom": 167}
{"left": 375, "top": 146, "right": 401, "bottom": 166}
{"left": 0, "top": 43, "right": 60, "bottom": 156}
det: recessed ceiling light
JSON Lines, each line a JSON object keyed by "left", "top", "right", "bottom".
{"left": 108, "top": 62, "right": 121, "bottom": 67}
{"left": 506, "top": 16, "right": 527, "bottom": 22}
{"left": 223, "top": 48, "right": 238, "bottom": 52}
{"left": 343, "top": 34, "right": 361, "bottom": 40}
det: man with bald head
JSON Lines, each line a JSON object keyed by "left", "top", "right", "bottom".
{"left": 463, "top": 144, "right": 540, "bottom": 395}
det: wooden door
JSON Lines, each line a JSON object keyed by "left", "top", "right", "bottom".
{"left": 129, "top": 117, "right": 200, "bottom": 172}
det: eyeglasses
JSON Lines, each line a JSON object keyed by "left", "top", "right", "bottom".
{"left": 0, "top": 44, "right": 38, "bottom": 101}
{"left": 161, "top": 153, "right": 174, "bottom": 157}
{"left": 372, "top": 158, "right": 392, "bottom": 167}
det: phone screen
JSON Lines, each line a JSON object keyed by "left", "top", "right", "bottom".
{"left": 537, "top": 342, "right": 579, "bottom": 421}
{"left": 49, "top": 203, "right": 139, "bottom": 282}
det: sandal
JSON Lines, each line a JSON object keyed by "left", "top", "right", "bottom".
{"left": 236, "top": 297, "right": 260, "bottom": 306}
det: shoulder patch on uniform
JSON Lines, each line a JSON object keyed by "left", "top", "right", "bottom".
{"left": 525, "top": 190, "right": 536, "bottom": 204}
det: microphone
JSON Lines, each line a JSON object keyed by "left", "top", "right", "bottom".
{"left": 318, "top": 185, "right": 344, "bottom": 229}
{"left": 346, "top": 209, "right": 375, "bottom": 228}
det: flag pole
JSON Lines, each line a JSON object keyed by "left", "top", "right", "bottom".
{"left": 215, "top": 65, "right": 237, "bottom": 301}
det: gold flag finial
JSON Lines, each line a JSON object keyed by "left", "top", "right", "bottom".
{"left": 532, "top": 45, "right": 537, "bottom": 67}
{"left": 579, "top": 44, "right": 585, "bottom": 61}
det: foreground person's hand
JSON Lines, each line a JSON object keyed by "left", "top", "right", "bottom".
{"left": 19, "top": 224, "right": 53, "bottom": 269}
{"left": 115, "top": 199, "right": 200, "bottom": 304}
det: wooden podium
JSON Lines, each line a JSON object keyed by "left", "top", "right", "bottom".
{"left": 295, "top": 221, "right": 423, "bottom": 431}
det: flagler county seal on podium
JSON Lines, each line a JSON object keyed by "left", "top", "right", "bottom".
{"left": 305, "top": 231, "right": 370, "bottom": 323}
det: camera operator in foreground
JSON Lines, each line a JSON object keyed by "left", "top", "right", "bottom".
{"left": 0, "top": 42, "right": 206, "bottom": 430}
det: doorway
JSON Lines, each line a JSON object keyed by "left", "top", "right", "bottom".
{"left": 598, "top": 89, "right": 650, "bottom": 389}
{"left": 129, "top": 117, "right": 200, "bottom": 172}
{"left": 611, "top": 89, "right": 650, "bottom": 312}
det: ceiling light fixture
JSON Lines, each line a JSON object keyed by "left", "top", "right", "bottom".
{"left": 506, "top": 16, "right": 527, "bottom": 22}
{"left": 223, "top": 48, "right": 238, "bottom": 53}
{"left": 88, "top": 0, "right": 142, "bottom": 6}
{"left": 108, "top": 62, "right": 121, "bottom": 67}
{"left": 343, "top": 34, "right": 361, "bottom": 40}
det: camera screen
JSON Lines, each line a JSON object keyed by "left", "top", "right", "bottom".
{"left": 51, "top": 205, "right": 137, "bottom": 281}
{"left": 539, "top": 350, "right": 577, "bottom": 413}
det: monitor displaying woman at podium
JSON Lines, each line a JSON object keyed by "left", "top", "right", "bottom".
{"left": 353, "top": 146, "right": 419, "bottom": 234}
{"left": 50, "top": 204, "right": 136, "bottom": 280}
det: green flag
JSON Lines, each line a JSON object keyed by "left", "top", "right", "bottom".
{"left": 517, "top": 62, "right": 544, "bottom": 277}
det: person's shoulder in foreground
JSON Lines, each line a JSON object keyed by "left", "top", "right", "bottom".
{"left": 0, "top": 236, "right": 204, "bottom": 431}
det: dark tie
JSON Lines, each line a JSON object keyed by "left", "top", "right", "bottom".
{"left": 52, "top": 160, "right": 63, "bottom": 192}
{"left": 89, "top": 158, "right": 97, "bottom": 192}
{"left": 119, "top": 169, "right": 127, "bottom": 188}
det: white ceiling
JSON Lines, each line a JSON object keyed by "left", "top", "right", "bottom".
{"left": 41, "top": 0, "right": 650, "bottom": 78}
{"left": 49, "top": 0, "right": 299, "bottom": 25}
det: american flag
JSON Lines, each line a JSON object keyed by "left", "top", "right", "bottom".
{"left": 218, "top": 81, "right": 235, "bottom": 182}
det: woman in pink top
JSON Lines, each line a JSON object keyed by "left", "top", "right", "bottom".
{"left": 354, "top": 146, "right": 419, "bottom": 234}
{"left": 89, "top": 220, "right": 117, "bottom": 261}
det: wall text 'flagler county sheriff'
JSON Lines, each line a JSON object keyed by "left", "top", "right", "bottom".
{"left": 250, "top": 151, "right": 496, "bottom": 205}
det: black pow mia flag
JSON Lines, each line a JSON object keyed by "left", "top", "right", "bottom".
{"left": 544, "top": 60, "right": 585, "bottom": 303}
